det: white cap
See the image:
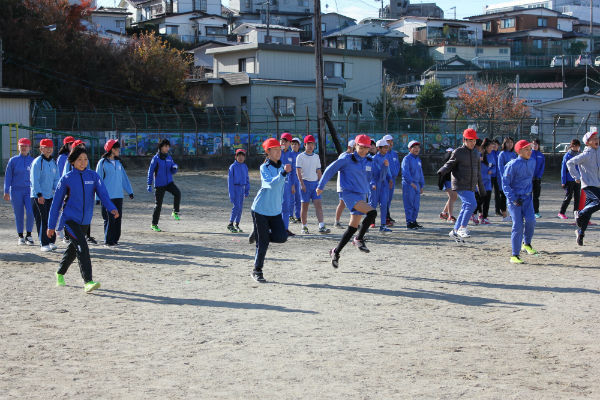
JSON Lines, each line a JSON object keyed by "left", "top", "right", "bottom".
{"left": 408, "top": 140, "right": 421, "bottom": 149}
{"left": 382, "top": 134, "right": 393, "bottom": 141}
{"left": 291, "top": 137, "right": 301, "bottom": 143}
{"left": 446, "top": 147, "right": 454, "bottom": 152}
{"left": 376, "top": 139, "right": 388, "bottom": 147}
{"left": 583, "top": 131, "right": 598, "bottom": 144}
{"left": 347, "top": 139, "right": 356, "bottom": 147}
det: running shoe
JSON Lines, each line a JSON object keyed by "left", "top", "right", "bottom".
{"left": 40, "top": 245, "right": 53, "bottom": 252}
{"left": 318, "top": 226, "right": 331, "bottom": 234}
{"left": 49, "top": 243, "right": 57, "bottom": 251}
{"left": 56, "top": 272, "right": 65, "bottom": 287}
{"left": 457, "top": 227, "right": 471, "bottom": 238}
{"left": 236, "top": 225, "right": 243, "bottom": 233}
{"left": 352, "top": 237, "right": 370, "bottom": 253}
{"left": 18, "top": 238, "right": 25, "bottom": 246}
{"left": 534, "top": 213, "right": 541, "bottom": 219}
{"left": 502, "top": 216, "right": 512, "bottom": 222}
{"left": 227, "top": 224, "right": 238, "bottom": 233}
{"left": 86, "top": 236, "right": 98, "bottom": 244}
{"left": 471, "top": 215, "right": 479, "bottom": 225}
{"left": 151, "top": 225, "right": 162, "bottom": 232}
{"left": 334, "top": 221, "right": 344, "bottom": 229}
{"left": 302, "top": 226, "right": 310, "bottom": 235}
{"left": 84, "top": 281, "right": 101, "bottom": 293}
{"left": 439, "top": 212, "right": 448, "bottom": 220}
{"left": 557, "top": 213, "right": 568, "bottom": 220}
{"left": 414, "top": 222, "right": 424, "bottom": 229}
{"left": 25, "top": 236, "right": 34, "bottom": 246}
{"left": 574, "top": 210, "right": 579, "bottom": 219}
{"left": 386, "top": 220, "right": 394, "bottom": 227}
{"left": 379, "top": 227, "right": 392, "bottom": 234}
{"left": 369, "top": 223, "right": 376, "bottom": 228}
{"left": 251, "top": 271, "right": 266, "bottom": 283}
{"left": 330, "top": 248, "right": 340, "bottom": 269}
{"left": 479, "top": 217, "right": 490, "bottom": 225}
{"left": 521, "top": 244, "right": 539, "bottom": 255}
{"left": 389, "top": 217, "right": 396, "bottom": 223}
{"left": 248, "top": 230, "right": 256, "bottom": 244}
{"left": 172, "top": 212, "right": 181, "bottom": 221}
{"left": 406, "top": 222, "right": 418, "bottom": 230}
{"left": 510, "top": 255, "right": 524, "bottom": 264}
{"left": 576, "top": 229, "right": 584, "bottom": 246}
{"left": 449, "top": 229, "right": 462, "bottom": 242}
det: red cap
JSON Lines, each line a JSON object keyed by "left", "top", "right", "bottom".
{"left": 463, "top": 128, "right": 478, "bottom": 140}
{"left": 63, "top": 136, "right": 75, "bottom": 145}
{"left": 18, "top": 138, "right": 31, "bottom": 146}
{"left": 304, "top": 135, "right": 316, "bottom": 144}
{"left": 514, "top": 140, "right": 532, "bottom": 153}
{"left": 235, "top": 148, "right": 247, "bottom": 155}
{"left": 40, "top": 138, "right": 54, "bottom": 147}
{"left": 262, "top": 138, "right": 281, "bottom": 152}
{"left": 280, "top": 132, "right": 293, "bottom": 142}
{"left": 72, "top": 140, "right": 85, "bottom": 147}
{"left": 104, "top": 139, "right": 118, "bottom": 152}
{"left": 355, "top": 134, "right": 372, "bottom": 147}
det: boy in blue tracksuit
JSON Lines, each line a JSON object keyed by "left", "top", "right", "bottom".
{"left": 147, "top": 139, "right": 181, "bottom": 232}
{"left": 402, "top": 140, "right": 425, "bottom": 230}
{"left": 559, "top": 139, "right": 581, "bottom": 219}
{"left": 3, "top": 138, "right": 35, "bottom": 245}
{"left": 30, "top": 139, "right": 60, "bottom": 251}
{"left": 290, "top": 138, "right": 302, "bottom": 222}
{"left": 383, "top": 134, "right": 400, "bottom": 225}
{"left": 488, "top": 140, "right": 500, "bottom": 216}
{"left": 531, "top": 139, "right": 545, "bottom": 218}
{"left": 497, "top": 137, "right": 517, "bottom": 221}
{"left": 502, "top": 140, "right": 539, "bottom": 264}
{"left": 280, "top": 132, "right": 297, "bottom": 234}
{"left": 48, "top": 146, "right": 118, "bottom": 293}
{"left": 96, "top": 139, "right": 134, "bottom": 246}
{"left": 227, "top": 149, "right": 250, "bottom": 233}
{"left": 250, "top": 138, "right": 291, "bottom": 283}
{"left": 370, "top": 139, "right": 393, "bottom": 233}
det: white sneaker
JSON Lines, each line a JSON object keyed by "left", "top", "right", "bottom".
{"left": 40, "top": 245, "right": 53, "bottom": 252}
{"left": 502, "top": 216, "right": 512, "bottom": 222}
{"left": 18, "top": 238, "right": 26, "bottom": 246}
{"left": 49, "top": 243, "right": 58, "bottom": 250}
{"left": 25, "top": 236, "right": 34, "bottom": 246}
{"left": 457, "top": 227, "right": 471, "bottom": 238}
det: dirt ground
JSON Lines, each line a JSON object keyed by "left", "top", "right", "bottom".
{"left": 1, "top": 170, "right": 599, "bottom": 399}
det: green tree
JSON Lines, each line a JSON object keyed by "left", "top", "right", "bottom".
{"left": 368, "top": 83, "right": 407, "bottom": 120}
{"left": 416, "top": 81, "right": 447, "bottom": 119}
{"left": 567, "top": 41, "right": 587, "bottom": 55}
{"left": 383, "top": 43, "right": 434, "bottom": 82}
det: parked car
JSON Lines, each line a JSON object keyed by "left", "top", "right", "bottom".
{"left": 551, "top": 55, "right": 570, "bottom": 67}
{"left": 575, "top": 54, "right": 592, "bottom": 67}
{"left": 594, "top": 56, "right": 600, "bottom": 66}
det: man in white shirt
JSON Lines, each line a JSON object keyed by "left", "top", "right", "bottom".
{"left": 296, "top": 135, "right": 330, "bottom": 234}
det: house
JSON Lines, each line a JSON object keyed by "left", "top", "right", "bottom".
{"left": 232, "top": 23, "right": 302, "bottom": 45}
{"left": 421, "top": 56, "right": 481, "bottom": 88}
{"left": 385, "top": 0, "right": 443, "bottom": 19}
{"left": 228, "top": 0, "right": 314, "bottom": 28}
{"left": 90, "top": 7, "right": 130, "bottom": 34}
{"left": 205, "top": 43, "right": 385, "bottom": 124}
{"left": 187, "top": 40, "right": 236, "bottom": 79}
{"left": 323, "top": 22, "right": 406, "bottom": 56}
{"left": 484, "top": 0, "right": 600, "bottom": 25}
{"left": 297, "top": 12, "right": 356, "bottom": 42}
{"left": 508, "top": 82, "right": 564, "bottom": 105}
{"left": 120, "top": 0, "right": 222, "bottom": 24}
{"left": 388, "top": 17, "right": 484, "bottom": 46}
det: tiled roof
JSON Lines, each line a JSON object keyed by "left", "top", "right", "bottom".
{"left": 508, "top": 82, "right": 565, "bottom": 89}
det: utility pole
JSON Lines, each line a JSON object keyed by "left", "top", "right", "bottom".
{"left": 314, "top": 0, "right": 326, "bottom": 167}
{"left": 262, "top": 1, "right": 271, "bottom": 41}
{"left": 0, "top": 38, "right": 3, "bottom": 88}
{"left": 591, "top": 0, "right": 594, "bottom": 54}
{"left": 382, "top": 68, "right": 387, "bottom": 134}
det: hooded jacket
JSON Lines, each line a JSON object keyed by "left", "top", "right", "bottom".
{"left": 147, "top": 152, "right": 178, "bottom": 187}
{"left": 437, "top": 146, "right": 486, "bottom": 196}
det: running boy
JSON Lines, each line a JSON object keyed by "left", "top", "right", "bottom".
{"left": 502, "top": 140, "right": 539, "bottom": 264}
{"left": 531, "top": 138, "right": 545, "bottom": 218}
{"left": 280, "top": 132, "right": 297, "bottom": 235}
{"left": 370, "top": 139, "right": 393, "bottom": 233}
{"left": 227, "top": 148, "right": 250, "bottom": 233}
{"left": 559, "top": 139, "right": 581, "bottom": 219}
{"left": 147, "top": 139, "right": 181, "bottom": 232}
{"left": 402, "top": 140, "right": 425, "bottom": 229}
{"left": 296, "top": 135, "right": 330, "bottom": 234}
{"left": 250, "top": 138, "right": 291, "bottom": 282}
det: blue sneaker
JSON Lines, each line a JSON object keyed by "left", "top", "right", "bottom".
{"left": 379, "top": 226, "right": 392, "bottom": 234}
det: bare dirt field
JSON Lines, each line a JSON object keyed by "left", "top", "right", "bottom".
{"left": 1, "top": 170, "right": 599, "bottom": 399}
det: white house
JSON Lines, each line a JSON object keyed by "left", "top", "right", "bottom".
{"left": 232, "top": 23, "right": 302, "bottom": 45}
{"left": 323, "top": 22, "right": 406, "bottom": 55}
{"left": 90, "top": 7, "right": 130, "bottom": 34}
{"left": 388, "top": 17, "right": 484, "bottom": 46}
{"left": 120, "top": 0, "right": 222, "bottom": 24}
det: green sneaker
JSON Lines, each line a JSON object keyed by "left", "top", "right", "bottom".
{"left": 172, "top": 212, "right": 180, "bottom": 221}
{"left": 235, "top": 225, "right": 243, "bottom": 233}
{"left": 56, "top": 273, "right": 65, "bottom": 287}
{"left": 521, "top": 244, "right": 539, "bottom": 255}
{"left": 510, "top": 255, "right": 524, "bottom": 264}
{"left": 302, "top": 226, "right": 310, "bottom": 235}
{"left": 84, "top": 281, "right": 101, "bottom": 293}
{"left": 151, "top": 225, "right": 162, "bottom": 232}
{"left": 227, "top": 224, "right": 238, "bottom": 233}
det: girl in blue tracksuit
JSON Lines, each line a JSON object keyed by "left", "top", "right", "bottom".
{"left": 318, "top": 134, "right": 377, "bottom": 269}
{"left": 559, "top": 139, "right": 581, "bottom": 218}
{"left": 477, "top": 140, "right": 494, "bottom": 224}
{"left": 383, "top": 135, "right": 400, "bottom": 225}
{"left": 48, "top": 146, "right": 118, "bottom": 293}
{"left": 250, "top": 138, "right": 291, "bottom": 283}
{"left": 280, "top": 133, "right": 296, "bottom": 234}
{"left": 147, "top": 139, "right": 181, "bottom": 232}
{"left": 531, "top": 138, "right": 545, "bottom": 217}
{"left": 370, "top": 140, "right": 393, "bottom": 233}
{"left": 402, "top": 140, "right": 425, "bottom": 229}
{"left": 55, "top": 136, "right": 75, "bottom": 240}
{"left": 227, "top": 149, "right": 250, "bottom": 233}
{"left": 3, "top": 138, "right": 35, "bottom": 245}
{"left": 497, "top": 137, "right": 517, "bottom": 220}
{"left": 290, "top": 138, "right": 302, "bottom": 221}
{"left": 30, "top": 139, "right": 60, "bottom": 251}
{"left": 502, "top": 140, "right": 539, "bottom": 264}
{"left": 96, "top": 140, "right": 134, "bottom": 246}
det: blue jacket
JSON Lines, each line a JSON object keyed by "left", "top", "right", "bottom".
{"left": 487, "top": 150, "right": 498, "bottom": 178}
{"left": 497, "top": 150, "right": 517, "bottom": 187}
{"left": 566, "top": 146, "right": 600, "bottom": 189}
{"left": 228, "top": 161, "right": 250, "bottom": 200}
{"left": 281, "top": 147, "right": 298, "bottom": 186}
{"left": 289, "top": 150, "right": 300, "bottom": 185}
{"left": 385, "top": 150, "right": 401, "bottom": 178}
{"left": 502, "top": 156, "right": 536, "bottom": 204}
{"left": 30, "top": 155, "right": 60, "bottom": 199}
{"left": 49, "top": 169, "right": 116, "bottom": 229}
{"left": 56, "top": 153, "right": 69, "bottom": 175}
{"left": 480, "top": 161, "right": 493, "bottom": 192}
{"left": 531, "top": 149, "right": 545, "bottom": 179}
{"left": 319, "top": 151, "right": 371, "bottom": 195}
{"left": 371, "top": 153, "right": 392, "bottom": 188}
{"left": 401, "top": 153, "right": 425, "bottom": 189}
{"left": 251, "top": 159, "right": 288, "bottom": 216}
{"left": 561, "top": 150, "right": 579, "bottom": 185}
{"left": 147, "top": 152, "right": 178, "bottom": 187}
{"left": 95, "top": 158, "right": 134, "bottom": 199}
{"left": 4, "top": 154, "right": 34, "bottom": 193}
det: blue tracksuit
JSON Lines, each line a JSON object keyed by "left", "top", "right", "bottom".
{"left": 4, "top": 154, "right": 34, "bottom": 234}
{"left": 290, "top": 150, "right": 301, "bottom": 219}
{"left": 385, "top": 150, "right": 401, "bottom": 217}
{"left": 96, "top": 158, "right": 133, "bottom": 199}
{"left": 401, "top": 153, "right": 425, "bottom": 224}
{"left": 147, "top": 152, "right": 178, "bottom": 188}
{"left": 30, "top": 155, "right": 60, "bottom": 199}
{"left": 228, "top": 160, "right": 250, "bottom": 224}
{"left": 481, "top": 161, "right": 493, "bottom": 192}
{"left": 488, "top": 151, "right": 498, "bottom": 178}
{"left": 502, "top": 156, "right": 536, "bottom": 256}
{"left": 561, "top": 150, "right": 579, "bottom": 185}
{"left": 56, "top": 153, "right": 69, "bottom": 176}
{"left": 369, "top": 153, "right": 392, "bottom": 226}
{"left": 532, "top": 149, "right": 545, "bottom": 179}
{"left": 281, "top": 147, "right": 296, "bottom": 229}
{"left": 497, "top": 150, "right": 517, "bottom": 189}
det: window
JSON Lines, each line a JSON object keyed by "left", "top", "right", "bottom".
{"left": 352, "top": 101, "right": 363, "bottom": 114}
{"left": 555, "top": 114, "right": 574, "bottom": 127}
{"left": 297, "top": 0, "right": 309, "bottom": 6}
{"left": 537, "top": 17, "right": 547, "bottom": 27}
{"left": 241, "top": 96, "right": 248, "bottom": 111}
{"left": 238, "top": 58, "right": 246, "bottom": 72}
{"left": 346, "top": 37, "right": 362, "bottom": 50}
{"left": 245, "top": 0, "right": 252, "bottom": 8}
{"left": 533, "top": 39, "right": 543, "bottom": 49}
{"left": 484, "top": 21, "right": 491, "bottom": 31}
{"left": 324, "top": 99, "right": 333, "bottom": 115}
{"left": 274, "top": 97, "right": 296, "bottom": 116}
{"left": 206, "top": 26, "right": 227, "bottom": 36}
{"left": 321, "top": 23, "right": 327, "bottom": 32}
{"left": 501, "top": 18, "right": 515, "bottom": 28}
{"left": 447, "top": 47, "right": 456, "bottom": 53}
{"left": 476, "top": 48, "right": 484, "bottom": 54}
{"left": 512, "top": 40, "right": 522, "bottom": 53}
{"left": 438, "top": 77, "right": 453, "bottom": 86}
{"left": 194, "top": 0, "right": 207, "bottom": 11}
{"left": 499, "top": 48, "right": 509, "bottom": 54}
{"left": 115, "top": 20, "right": 124, "bottom": 30}
{"left": 238, "top": 57, "right": 255, "bottom": 73}
{"left": 166, "top": 25, "right": 179, "bottom": 35}
{"left": 324, "top": 61, "right": 343, "bottom": 77}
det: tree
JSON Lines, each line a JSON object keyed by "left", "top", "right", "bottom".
{"left": 416, "top": 80, "right": 446, "bottom": 119}
{"left": 383, "top": 43, "right": 434, "bottom": 82}
{"left": 567, "top": 41, "right": 587, "bottom": 55}
{"left": 368, "top": 82, "right": 407, "bottom": 120}
{"left": 457, "top": 78, "right": 529, "bottom": 121}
